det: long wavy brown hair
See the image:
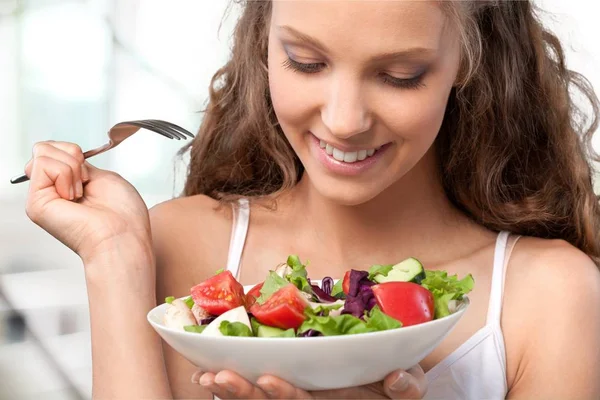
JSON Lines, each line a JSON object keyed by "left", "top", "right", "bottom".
{"left": 179, "top": 0, "right": 600, "bottom": 264}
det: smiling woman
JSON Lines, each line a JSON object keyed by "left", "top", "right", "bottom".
{"left": 267, "top": 1, "right": 459, "bottom": 204}
{"left": 15, "top": 0, "right": 600, "bottom": 399}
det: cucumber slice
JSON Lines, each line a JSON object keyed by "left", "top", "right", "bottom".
{"left": 257, "top": 325, "right": 294, "bottom": 338}
{"left": 372, "top": 257, "right": 426, "bottom": 284}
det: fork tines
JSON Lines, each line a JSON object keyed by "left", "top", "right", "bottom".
{"left": 123, "top": 120, "right": 195, "bottom": 141}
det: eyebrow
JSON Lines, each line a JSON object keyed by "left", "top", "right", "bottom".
{"left": 277, "top": 25, "right": 437, "bottom": 62}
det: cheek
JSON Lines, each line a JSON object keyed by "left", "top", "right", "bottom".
{"left": 269, "top": 77, "right": 319, "bottom": 139}
{"left": 268, "top": 53, "right": 317, "bottom": 135}
{"left": 377, "top": 82, "right": 452, "bottom": 145}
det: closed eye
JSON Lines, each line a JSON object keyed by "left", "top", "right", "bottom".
{"left": 282, "top": 57, "right": 325, "bottom": 74}
{"left": 379, "top": 73, "right": 425, "bottom": 90}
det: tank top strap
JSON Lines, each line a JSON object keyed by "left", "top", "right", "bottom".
{"left": 225, "top": 198, "right": 250, "bottom": 280}
{"left": 486, "top": 231, "right": 521, "bottom": 325}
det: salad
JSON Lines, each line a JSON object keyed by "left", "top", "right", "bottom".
{"left": 162, "top": 256, "right": 474, "bottom": 338}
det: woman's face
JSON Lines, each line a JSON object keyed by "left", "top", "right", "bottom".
{"left": 268, "top": 0, "right": 461, "bottom": 205}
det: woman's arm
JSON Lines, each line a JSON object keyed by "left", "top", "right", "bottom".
{"left": 507, "top": 242, "right": 600, "bottom": 399}
{"left": 21, "top": 141, "right": 175, "bottom": 399}
{"left": 85, "top": 237, "right": 172, "bottom": 399}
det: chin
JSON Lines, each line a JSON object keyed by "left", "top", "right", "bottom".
{"left": 308, "top": 176, "right": 387, "bottom": 206}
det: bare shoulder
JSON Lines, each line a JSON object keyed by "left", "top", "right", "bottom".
{"left": 149, "top": 194, "right": 234, "bottom": 299}
{"left": 507, "top": 236, "right": 600, "bottom": 297}
{"left": 505, "top": 236, "right": 600, "bottom": 331}
{"left": 504, "top": 236, "right": 600, "bottom": 398}
{"left": 149, "top": 195, "right": 234, "bottom": 399}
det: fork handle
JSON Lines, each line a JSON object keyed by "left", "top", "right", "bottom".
{"left": 9, "top": 174, "right": 30, "bottom": 184}
{"left": 9, "top": 142, "right": 114, "bottom": 184}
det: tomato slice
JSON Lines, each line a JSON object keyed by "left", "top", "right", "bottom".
{"left": 250, "top": 284, "right": 309, "bottom": 330}
{"left": 244, "top": 282, "right": 264, "bottom": 309}
{"left": 372, "top": 282, "right": 434, "bottom": 327}
{"left": 342, "top": 271, "right": 351, "bottom": 295}
{"left": 190, "top": 271, "right": 245, "bottom": 316}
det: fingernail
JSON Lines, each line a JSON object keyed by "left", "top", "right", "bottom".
{"left": 390, "top": 372, "right": 410, "bottom": 392}
{"left": 76, "top": 181, "right": 83, "bottom": 198}
{"left": 81, "top": 164, "right": 89, "bottom": 182}
{"left": 69, "top": 186, "right": 74, "bottom": 200}
{"left": 199, "top": 374, "right": 212, "bottom": 387}
{"left": 191, "top": 371, "right": 202, "bottom": 384}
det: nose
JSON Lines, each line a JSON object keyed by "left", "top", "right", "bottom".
{"left": 321, "top": 75, "right": 372, "bottom": 139}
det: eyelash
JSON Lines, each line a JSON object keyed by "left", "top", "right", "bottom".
{"left": 281, "top": 57, "right": 425, "bottom": 90}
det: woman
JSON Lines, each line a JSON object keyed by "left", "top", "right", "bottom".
{"left": 21, "top": 0, "right": 600, "bottom": 399}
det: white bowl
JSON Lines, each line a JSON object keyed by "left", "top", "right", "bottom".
{"left": 147, "top": 283, "right": 469, "bottom": 391}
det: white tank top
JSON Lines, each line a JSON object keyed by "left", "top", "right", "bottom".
{"left": 226, "top": 199, "right": 519, "bottom": 400}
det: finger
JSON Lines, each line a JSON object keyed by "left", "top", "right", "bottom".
{"left": 214, "top": 370, "right": 268, "bottom": 399}
{"left": 30, "top": 142, "right": 84, "bottom": 198}
{"left": 256, "top": 375, "right": 312, "bottom": 399}
{"left": 383, "top": 366, "right": 427, "bottom": 399}
{"left": 42, "top": 141, "right": 85, "bottom": 164}
{"left": 196, "top": 371, "right": 266, "bottom": 400}
{"left": 196, "top": 372, "right": 229, "bottom": 399}
{"left": 28, "top": 156, "right": 75, "bottom": 201}
{"left": 45, "top": 141, "right": 89, "bottom": 183}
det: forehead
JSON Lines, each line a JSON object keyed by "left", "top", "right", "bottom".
{"left": 270, "top": 0, "right": 450, "bottom": 56}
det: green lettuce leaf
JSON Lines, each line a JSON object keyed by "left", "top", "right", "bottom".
{"left": 255, "top": 272, "right": 289, "bottom": 305}
{"left": 420, "top": 270, "right": 474, "bottom": 319}
{"left": 299, "top": 306, "right": 401, "bottom": 336}
{"left": 219, "top": 321, "right": 254, "bottom": 337}
{"left": 184, "top": 325, "right": 207, "bottom": 334}
{"left": 214, "top": 268, "right": 225, "bottom": 275}
{"left": 307, "top": 302, "right": 344, "bottom": 317}
{"left": 368, "top": 264, "right": 394, "bottom": 281}
{"left": 298, "top": 313, "right": 374, "bottom": 336}
{"left": 285, "top": 255, "right": 313, "bottom": 295}
{"left": 364, "top": 306, "right": 402, "bottom": 330}
{"left": 165, "top": 296, "right": 175, "bottom": 304}
{"left": 330, "top": 279, "right": 346, "bottom": 299}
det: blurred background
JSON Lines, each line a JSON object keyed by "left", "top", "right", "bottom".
{"left": 0, "top": 1, "right": 598, "bottom": 399}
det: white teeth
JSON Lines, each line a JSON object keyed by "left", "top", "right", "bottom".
{"left": 319, "top": 140, "right": 379, "bottom": 163}
{"left": 343, "top": 151, "right": 358, "bottom": 163}
{"left": 332, "top": 148, "right": 345, "bottom": 161}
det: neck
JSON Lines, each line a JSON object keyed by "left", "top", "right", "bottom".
{"left": 286, "top": 149, "right": 488, "bottom": 267}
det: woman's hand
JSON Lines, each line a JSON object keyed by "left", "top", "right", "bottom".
{"left": 191, "top": 366, "right": 427, "bottom": 399}
{"left": 23, "top": 140, "right": 152, "bottom": 264}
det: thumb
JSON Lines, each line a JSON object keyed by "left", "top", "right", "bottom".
{"left": 383, "top": 366, "right": 427, "bottom": 399}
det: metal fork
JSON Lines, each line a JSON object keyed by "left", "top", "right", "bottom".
{"left": 10, "top": 119, "right": 195, "bottom": 184}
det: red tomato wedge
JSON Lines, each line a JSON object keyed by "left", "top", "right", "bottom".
{"left": 190, "top": 271, "right": 245, "bottom": 316}
{"left": 342, "top": 271, "right": 351, "bottom": 295}
{"left": 372, "top": 282, "right": 434, "bottom": 327}
{"left": 250, "top": 284, "right": 309, "bottom": 330}
{"left": 244, "top": 282, "right": 264, "bottom": 309}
